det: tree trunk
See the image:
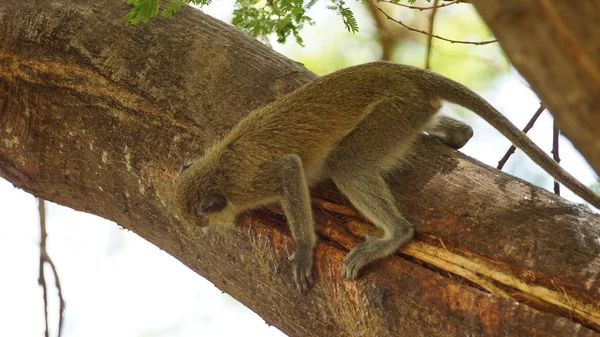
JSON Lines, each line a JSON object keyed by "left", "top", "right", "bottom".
{"left": 472, "top": 0, "right": 600, "bottom": 175}
{"left": 1, "top": 1, "right": 600, "bottom": 336}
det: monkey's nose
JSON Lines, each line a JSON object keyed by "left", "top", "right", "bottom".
{"left": 200, "top": 194, "right": 227, "bottom": 213}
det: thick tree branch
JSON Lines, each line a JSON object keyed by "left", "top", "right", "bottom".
{"left": 1, "top": 1, "right": 600, "bottom": 336}
{"left": 472, "top": 0, "right": 600, "bottom": 175}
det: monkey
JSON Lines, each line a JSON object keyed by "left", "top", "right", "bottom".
{"left": 173, "top": 61, "right": 600, "bottom": 292}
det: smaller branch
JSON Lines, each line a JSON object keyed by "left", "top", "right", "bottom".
{"left": 38, "top": 198, "right": 65, "bottom": 337}
{"left": 368, "top": 1, "right": 395, "bottom": 61}
{"left": 38, "top": 198, "right": 50, "bottom": 337}
{"left": 377, "top": 0, "right": 461, "bottom": 11}
{"left": 497, "top": 103, "right": 545, "bottom": 170}
{"left": 425, "top": 0, "right": 440, "bottom": 69}
{"left": 552, "top": 120, "right": 561, "bottom": 195}
{"left": 375, "top": 6, "right": 498, "bottom": 45}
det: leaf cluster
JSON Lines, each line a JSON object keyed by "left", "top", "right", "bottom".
{"left": 125, "top": 0, "right": 360, "bottom": 43}
{"left": 232, "top": 0, "right": 315, "bottom": 45}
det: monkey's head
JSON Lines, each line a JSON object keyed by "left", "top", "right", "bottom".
{"left": 173, "top": 153, "right": 237, "bottom": 229}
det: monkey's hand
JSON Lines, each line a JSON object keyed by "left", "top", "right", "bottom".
{"left": 290, "top": 245, "right": 314, "bottom": 293}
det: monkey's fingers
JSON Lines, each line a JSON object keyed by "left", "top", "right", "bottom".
{"left": 294, "top": 269, "right": 313, "bottom": 293}
{"left": 342, "top": 245, "right": 371, "bottom": 280}
{"left": 292, "top": 250, "right": 314, "bottom": 293}
{"left": 343, "top": 231, "right": 412, "bottom": 279}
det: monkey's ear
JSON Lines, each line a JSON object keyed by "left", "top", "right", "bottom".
{"left": 179, "top": 162, "right": 192, "bottom": 174}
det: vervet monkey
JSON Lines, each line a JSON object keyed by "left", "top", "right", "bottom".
{"left": 173, "top": 62, "right": 600, "bottom": 292}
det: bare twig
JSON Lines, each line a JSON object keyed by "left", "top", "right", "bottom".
{"left": 552, "top": 120, "right": 561, "bottom": 195}
{"left": 38, "top": 198, "right": 65, "bottom": 337}
{"left": 425, "top": 0, "right": 440, "bottom": 69}
{"left": 378, "top": 0, "right": 461, "bottom": 11}
{"left": 375, "top": 6, "right": 498, "bottom": 45}
{"left": 497, "top": 103, "right": 545, "bottom": 170}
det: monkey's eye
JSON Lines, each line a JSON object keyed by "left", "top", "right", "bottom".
{"left": 179, "top": 163, "right": 192, "bottom": 174}
{"left": 199, "top": 194, "right": 227, "bottom": 214}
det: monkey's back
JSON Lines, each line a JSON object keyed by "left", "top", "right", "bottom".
{"left": 226, "top": 63, "right": 429, "bottom": 160}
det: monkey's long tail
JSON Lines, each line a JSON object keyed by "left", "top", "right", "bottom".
{"left": 423, "top": 71, "right": 600, "bottom": 210}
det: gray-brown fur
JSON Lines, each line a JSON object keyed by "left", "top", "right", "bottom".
{"left": 173, "top": 61, "right": 600, "bottom": 292}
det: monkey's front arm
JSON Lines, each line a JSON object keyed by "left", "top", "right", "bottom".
{"left": 275, "top": 154, "right": 317, "bottom": 292}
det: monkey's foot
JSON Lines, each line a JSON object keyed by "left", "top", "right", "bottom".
{"left": 342, "top": 229, "right": 413, "bottom": 279}
{"left": 291, "top": 248, "right": 314, "bottom": 293}
{"left": 342, "top": 239, "right": 379, "bottom": 280}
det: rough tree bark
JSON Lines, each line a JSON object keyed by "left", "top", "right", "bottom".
{"left": 1, "top": 1, "right": 600, "bottom": 336}
{"left": 472, "top": 0, "right": 600, "bottom": 175}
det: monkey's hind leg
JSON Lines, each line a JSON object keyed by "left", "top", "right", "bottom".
{"left": 326, "top": 99, "right": 420, "bottom": 279}
{"left": 329, "top": 168, "right": 414, "bottom": 279}
{"left": 426, "top": 115, "right": 474, "bottom": 149}
{"left": 275, "top": 154, "right": 317, "bottom": 292}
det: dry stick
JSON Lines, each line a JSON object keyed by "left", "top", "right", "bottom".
{"left": 552, "top": 120, "right": 561, "bottom": 195}
{"left": 375, "top": 6, "right": 498, "bottom": 45}
{"left": 378, "top": 0, "right": 461, "bottom": 11}
{"left": 497, "top": 103, "right": 545, "bottom": 170}
{"left": 424, "top": 0, "right": 440, "bottom": 69}
{"left": 38, "top": 198, "right": 51, "bottom": 337}
{"left": 38, "top": 198, "right": 65, "bottom": 337}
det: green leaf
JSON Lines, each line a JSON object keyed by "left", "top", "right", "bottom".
{"left": 162, "top": 1, "right": 184, "bottom": 17}
{"left": 126, "top": 0, "right": 160, "bottom": 24}
{"left": 333, "top": 0, "right": 358, "bottom": 33}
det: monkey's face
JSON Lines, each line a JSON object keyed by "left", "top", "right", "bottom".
{"left": 173, "top": 156, "right": 237, "bottom": 229}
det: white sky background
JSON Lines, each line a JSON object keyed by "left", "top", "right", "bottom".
{"left": 1, "top": 2, "right": 598, "bottom": 337}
